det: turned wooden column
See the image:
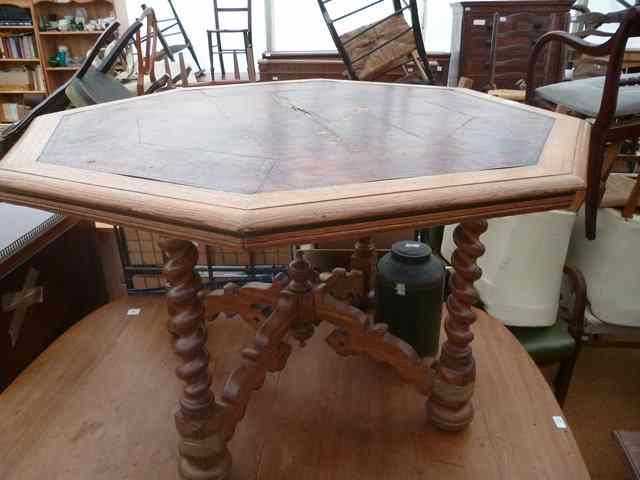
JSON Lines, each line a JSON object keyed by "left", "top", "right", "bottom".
{"left": 350, "top": 237, "right": 377, "bottom": 306}
{"left": 160, "top": 238, "right": 230, "bottom": 480}
{"left": 426, "top": 220, "right": 487, "bottom": 431}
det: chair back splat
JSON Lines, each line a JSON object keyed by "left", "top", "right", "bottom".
{"left": 527, "top": 6, "right": 640, "bottom": 239}
{"left": 317, "top": 0, "right": 434, "bottom": 83}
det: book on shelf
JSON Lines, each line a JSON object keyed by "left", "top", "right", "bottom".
{"left": 0, "top": 33, "right": 38, "bottom": 59}
{"left": 0, "top": 65, "right": 45, "bottom": 92}
{"left": 0, "top": 5, "right": 32, "bottom": 27}
{"left": 32, "top": 65, "right": 44, "bottom": 91}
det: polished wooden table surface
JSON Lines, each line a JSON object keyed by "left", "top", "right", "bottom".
{"left": 0, "top": 296, "right": 590, "bottom": 479}
{"left": 0, "top": 80, "right": 590, "bottom": 479}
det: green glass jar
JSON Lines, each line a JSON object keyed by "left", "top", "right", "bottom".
{"left": 375, "top": 240, "right": 445, "bottom": 357}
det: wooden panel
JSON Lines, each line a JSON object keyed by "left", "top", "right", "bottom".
{"left": 37, "top": 82, "right": 553, "bottom": 194}
{"left": 0, "top": 296, "right": 590, "bottom": 479}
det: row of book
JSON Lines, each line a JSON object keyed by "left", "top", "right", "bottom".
{"left": 0, "top": 34, "right": 37, "bottom": 59}
{"left": 0, "top": 65, "right": 45, "bottom": 92}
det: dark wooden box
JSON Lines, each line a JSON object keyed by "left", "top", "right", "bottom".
{"left": 258, "top": 50, "right": 451, "bottom": 86}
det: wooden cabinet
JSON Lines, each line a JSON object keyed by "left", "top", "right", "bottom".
{"left": 448, "top": 0, "right": 574, "bottom": 90}
{"left": 258, "top": 50, "right": 451, "bottom": 86}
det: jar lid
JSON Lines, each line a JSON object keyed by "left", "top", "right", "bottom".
{"left": 390, "top": 240, "right": 431, "bottom": 263}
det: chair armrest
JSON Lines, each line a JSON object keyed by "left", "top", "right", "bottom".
{"left": 525, "top": 31, "right": 613, "bottom": 104}
{"left": 560, "top": 265, "right": 587, "bottom": 340}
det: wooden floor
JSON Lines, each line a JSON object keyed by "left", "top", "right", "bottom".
{"left": 562, "top": 347, "right": 640, "bottom": 480}
{"left": 0, "top": 295, "right": 588, "bottom": 479}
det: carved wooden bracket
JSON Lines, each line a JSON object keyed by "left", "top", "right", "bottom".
{"left": 202, "top": 272, "right": 288, "bottom": 329}
{"left": 221, "top": 291, "right": 294, "bottom": 440}
{"left": 316, "top": 283, "right": 434, "bottom": 396}
{"left": 318, "top": 267, "right": 364, "bottom": 303}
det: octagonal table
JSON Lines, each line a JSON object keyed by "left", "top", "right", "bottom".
{"left": 0, "top": 80, "right": 589, "bottom": 480}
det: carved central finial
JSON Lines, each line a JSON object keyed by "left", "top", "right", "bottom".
{"left": 287, "top": 250, "right": 313, "bottom": 294}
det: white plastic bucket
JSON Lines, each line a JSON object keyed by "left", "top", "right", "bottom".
{"left": 442, "top": 210, "right": 577, "bottom": 327}
{"left": 567, "top": 207, "right": 640, "bottom": 327}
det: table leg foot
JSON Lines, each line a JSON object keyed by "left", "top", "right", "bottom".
{"left": 426, "top": 220, "right": 487, "bottom": 431}
{"left": 176, "top": 411, "right": 231, "bottom": 480}
{"left": 161, "top": 238, "right": 231, "bottom": 480}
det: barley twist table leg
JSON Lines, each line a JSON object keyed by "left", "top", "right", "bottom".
{"left": 160, "top": 238, "right": 231, "bottom": 480}
{"left": 426, "top": 220, "right": 487, "bottom": 431}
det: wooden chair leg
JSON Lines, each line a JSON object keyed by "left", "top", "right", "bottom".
{"left": 622, "top": 175, "right": 640, "bottom": 218}
{"left": 554, "top": 348, "right": 580, "bottom": 407}
{"left": 179, "top": 52, "right": 189, "bottom": 87}
{"left": 411, "top": 50, "right": 429, "bottom": 82}
{"left": 586, "top": 129, "right": 607, "bottom": 239}
{"left": 457, "top": 77, "right": 474, "bottom": 89}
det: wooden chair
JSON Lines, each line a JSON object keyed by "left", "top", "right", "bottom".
{"left": 487, "top": 12, "right": 563, "bottom": 102}
{"left": 317, "top": 0, "right": 434, "bottom": 83}
{"left": 526, "top": 6, "right": 640, "bottom": 239}
{"left": 506, "top": 266, "right": 587, "bottom": 406}
{"left": 65, "top": 16, "right": 144, "bottom": 107}
{"left": 142, "top": 0, "right": 205, "bottom": 77}
{"left": 206, "top": 0, "right": 256, "bottom": 82}
{"left": 66, "top": 8, "right": 187, "bottom": 107}
{"left": 0, "top": 23, "right": 121, "bottom": 158}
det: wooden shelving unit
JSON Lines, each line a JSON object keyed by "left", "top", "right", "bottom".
{"left": 0, "top": 0, "right": 46, "bottom": 124}
{"left": 33, "top": 0, "right": 115, "bottom": 91}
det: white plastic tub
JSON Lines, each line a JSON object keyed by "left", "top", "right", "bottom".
{"left": 442, "top": 210, "right": 577, "bottom": 327}
{"left": 567, "top": 207, "right": 640, "bottom": 327}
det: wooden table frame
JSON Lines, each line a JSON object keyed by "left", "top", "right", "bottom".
{"left": 160, "top": 226, "right": 488, "bottom": 479}
{"left": 0, "top": 80, "right": 590, "bottom": 480}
